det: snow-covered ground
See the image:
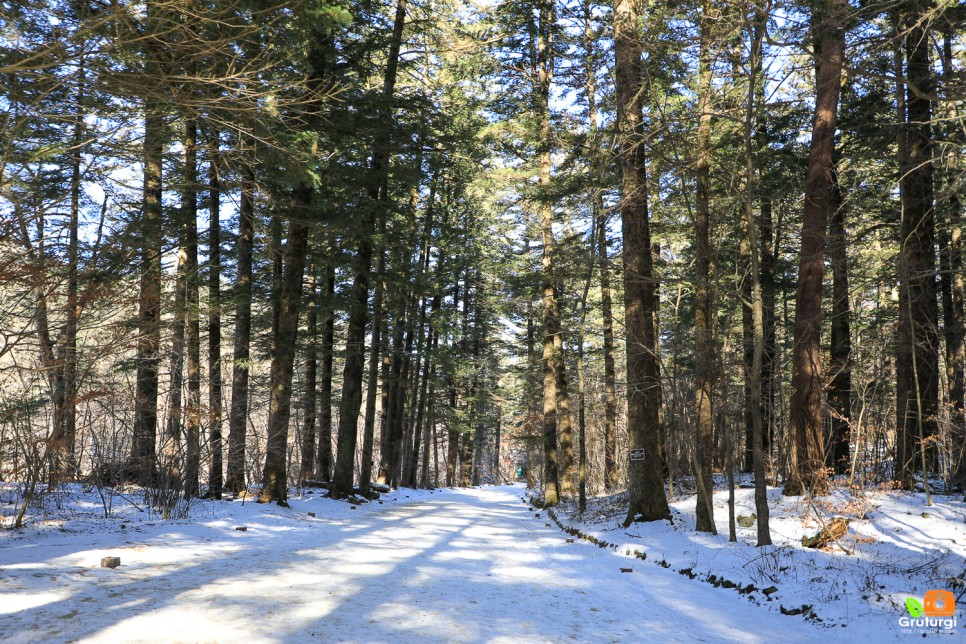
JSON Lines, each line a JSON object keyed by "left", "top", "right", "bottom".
{"left": 552, "top": 477, "right": 966, "bottom": 641}
{"left": 1, "top": 481, "right": 962, "bottom": 642}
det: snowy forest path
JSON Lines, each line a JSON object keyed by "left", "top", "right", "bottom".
{"left": 2, "top": 485, "right": 824, "bottom": 642}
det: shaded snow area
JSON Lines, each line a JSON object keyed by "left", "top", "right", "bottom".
{"left": 0, "top": 483, "right": 961, "bottom": 642}
{"left": 553, "top": 477, "right": 966, "bottom": 641}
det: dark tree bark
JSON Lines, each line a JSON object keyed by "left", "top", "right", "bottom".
{"left": 378, "top": 292, "right": 404, "bottom": 489}
{"left": 741, "top": 206, "right": 754, "bottom": 473}
{"left": 50, "top": 56, "right": 85, "bottom": 479}
{"left": 740, "top": 35, "right": 772, "bottom": 478}
{"left": 694, "top": 0, "right": 716, "bottom": 534}
{"left": 225, "top": 168, "right": 255, "bottom": 495}
{"left": 330, "top": 160, "right": 375, "bottom": 499}
{"left": 461, "top": 308, "right": 482, "bottom": 487}
{"left": 403, "top": 181, "right": 437, "bottom": 487}
{"left": 599, "top": 215, "right": 618, "bottom": 491}
{"left": 130, "top": 107, "right": 164, "bottom": 487}
{"left": 164, "top": 156, "right": 188, "bottom": 489}
{"left": 940, "top": 29, "right": 966, "bottom": 487}
{"left": 409, "top": 322, "right": 432, "bottom": 488}
{"left": 446, "top": 282, "right": 461, "bottom": 487}
{"left": 447, "top": 377, "right": 460, "bottom": 486}
{"left": 184, "top": 120, "right": 201, "bottom": 498}
{"left": 826, "top": 166, "right": 851, "bottom": 474}
{"left": 207, "top": 136, "right": 224, "bottom": 499}
{"left": 359, "top": 275, "right": 386, "bottom": 494}
{"left": 259, "top": 205, "right": 311, "bottom": 505}
{"left": 613, "top": 0, "right": 670, "bottom": 524}
{"left": 331, "top": 0, "right": 407, "bottom": 499}
{"left": 896, "top": 5, "right": 940, "bottom": 486}
{"left": 420, "top": 327, "right": 439, "bottom": 488}
{"left": 391, "top": 307, "right": 412, "bottom": 486}
{"left": 784, "top": 0, "right": 847, "bottom": 497}
{"left": 744, "top": 15, "right": 771, "bottom": 540}
{"left": 300, "top": 268, "right": 319, "bottom": 481}
{"left": 269, "top": 214, "right": 283, "bottom": 346}
{"left": 316, "top": 255, "right": 336, "bottom": 481}
{"left": 760, "top": 194, "right": 777, "bottom": 473}
{"left": 380, "top": 280, "right": 410, "bottom": 487}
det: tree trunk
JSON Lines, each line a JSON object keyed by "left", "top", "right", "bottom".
{"left": 364, "top": 233, "right": 391, "bottom": 492}
{"left": 131, "top": 106, "right": 164, "bottom": 487}
{"left": 361, "top": 275, "right": 387, "bottom": 493}
{"left": 940, "top": 30, "right": 966, "bottom": 488}
{"left": 19, "top": 209, "right": 60, "bottom": 480}
{"left": 207, "top": 135, "right": 224, "bottom": 499}
{"left": 535, "top": 0, "right": 563, "bottom": 506}
{"left": 446, "top": 283, "right": 461, "bottom": 487}
{"left": 391, "top": 313, "right": 412, "bottom": 487}
{"left": 226, "top": 167, "right": 255, "bottom": 495}
{"left": 826, "top": 165, "right": 851, "bottom": 474}
{"left": 760, "top": 193, "right": 777, "bottom": 474}
{"left": 379, "top": 295, "right": 406, "bottom": 488}
{"left": 526, "top": 294, "right": 539, "bottom": 490}
{"left": 331, "top": 0, "right": 407, "bottom": 499}
{"left": 300, "top": 268, "right": 319, "bottom": 481}
{"left": 554, "top": 323, "right": 575, "bottom": 497}
{"left": 420, "top": 329, "right": 439, "bottom": 489}
{"left": 184, "top": 120, "right": 201, "bottom": 498}
{"left": 317, "top": 255, "right": 336, "bottom": 481}
{"left": 741, "top": 202, "right": 754, "bottom": 473}
{"left": 599, "top": 214, "right": 618, "bottom": 491}
{"left": 447, "top": 375, "right": 459, "bottom": 487}
{"left": 784, "top": 0, "right": 847, "bottom": 497}
{"left": 409, "top": 323, "right": 433, "bottom": 488}
{"left": 404, "top": 178, "right": 437, "bottom": 488}
{"left": 896, "top": 5, "right": 939, "bottom": 486}
{"left": 52, "top": 56, "right": 85, "bottom": 479}
{"left": 694, "top": 0, "right": 716, "bottom": 534}
{"left": 165, "top": 174, "right": 187, "bottom": 490}
{"left": 259, "top": 204, "right": 311, "bottom": 505}
{"left": 743, "top": 1, "right": 773, "bottom": 545}
{"left": 576, "top": 214, "right": 596, "bottom": 511}
{"left": 613, "top": 0, "right": 670, "bottom": 524}
{"left": 584, "top": 0, "right": 618, "bottom": 491}
{"left": 461, "top": 310, "right": 482, "bottom": 487}
{"left": 383, "top": 290, "right": 409, "bottom": 487}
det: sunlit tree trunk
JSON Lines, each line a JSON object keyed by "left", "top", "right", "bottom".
{"left": 784, "top": 0, "right": 847, "bottom": 497}
{"left": 613, "top": 0, "right": 670, "bottom": 524}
